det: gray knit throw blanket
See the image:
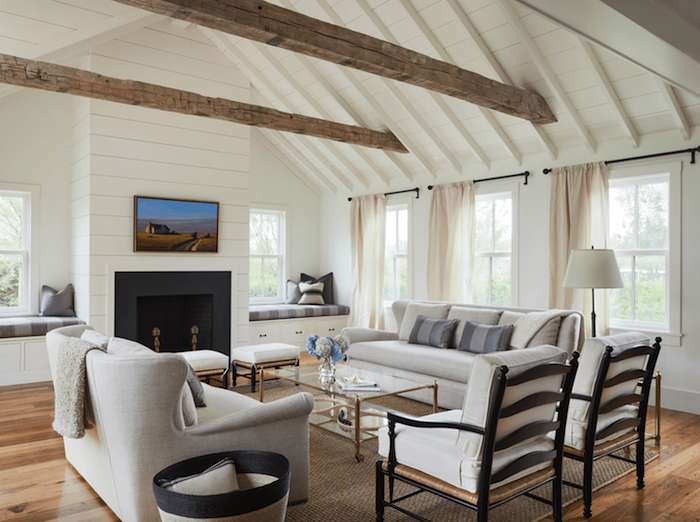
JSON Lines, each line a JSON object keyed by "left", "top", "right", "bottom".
{"left": 52, "top": 336, "right": 106, "bottom": 439}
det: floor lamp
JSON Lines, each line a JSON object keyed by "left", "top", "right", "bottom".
{"left": 563, "top": 247, "right": 623, "bottom": 338}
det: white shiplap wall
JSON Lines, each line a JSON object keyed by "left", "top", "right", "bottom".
{"left": 70, "top": 22, "right": 251, "bottom": 341}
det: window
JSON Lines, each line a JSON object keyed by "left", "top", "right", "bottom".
{"left": 0, "top": 190, "right": 30, "bottom": 315}
{"left": 384, "top": 203, "right": 409, "bottom": 303}
{"left": 249, "top": 209, "right": 286, "bottom": 302}
{"left": 609, "top": 174, "right": 670, "bottom": 328}
{"left": 473, "top": 192, "right": 513, "bottom": 307}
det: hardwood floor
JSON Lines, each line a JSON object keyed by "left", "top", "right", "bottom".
{"left": 1, "top": 381, "right": 699, "bottom": 521}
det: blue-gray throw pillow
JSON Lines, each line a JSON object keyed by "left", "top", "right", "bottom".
{"left": 40, "top": 284, "right": 75, "bottom": 317}
{"left": 458, "top": 321, "right": 513, "bottom": 354}
{"left": 408, "top": 315, "right": 458, "bottom": 349}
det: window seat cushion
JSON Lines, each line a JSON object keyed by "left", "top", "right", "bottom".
{"left": 249, "top": 304, "right": 350, "bottom": 322}
{"left": 0, "top": 316, "right": 86, "bottom": 338}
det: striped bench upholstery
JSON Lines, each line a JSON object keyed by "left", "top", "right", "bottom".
{"left": 249, "top": 304, "right": 350, "bottom": 322}
{"left": 0, "top": 316, "right": 86, "bottom": 338}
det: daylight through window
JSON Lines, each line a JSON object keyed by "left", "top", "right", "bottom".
{"left": 609, "top": 174, "right": 669, "bottom": 327}
{"left": 474, "top": 192, "right": 512, "bottom": 307}
{"left": 384, "top": 204, "right": 408, "bottom": 303}
{"left": 249, "top": 209, "right": 285, "bottom": 302}
{"left": 0, "top": 191, "right": 28, "bottom": 313}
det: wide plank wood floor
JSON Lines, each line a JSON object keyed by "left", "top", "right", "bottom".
{"left": 1, "top": 381, "right": 699, "bottom": 521}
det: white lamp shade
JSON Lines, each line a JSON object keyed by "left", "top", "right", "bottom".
{"left": 563, "top": 249, "right": 624, "bottom": 289}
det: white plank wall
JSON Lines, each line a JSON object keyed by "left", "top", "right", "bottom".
{"left": 69, "top": 22, "right": 251, "bottom": 342}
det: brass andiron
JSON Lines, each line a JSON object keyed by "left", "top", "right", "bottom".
{"left": 152, "top": 327, "right": 161, "bottom": 353}
{"left": 191, "top": 325, "right": 199, "bottom": 351}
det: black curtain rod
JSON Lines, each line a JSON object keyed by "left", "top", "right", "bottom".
{"left": 427, "top": 171, "right": 530, "bottom": 191}
{"left": 347, "top": 187, "right": 419, "bottom": 202}
{"left": 542, "top": 146, "right": 700, "bottom": 174}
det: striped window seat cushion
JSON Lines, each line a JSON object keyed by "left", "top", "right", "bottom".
{"left": 0, "top": 316, "right": 86, "bottom": 338}
{"left": 249, "top": 304, "right": 350, "bottom": 322}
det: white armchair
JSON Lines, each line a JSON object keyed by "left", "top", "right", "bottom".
{"left": 46, "top": 325, "right": 314, "bottom": 522}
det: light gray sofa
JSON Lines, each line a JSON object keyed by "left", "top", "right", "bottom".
{"left": 343, "top": 300, "right": 584, "bottom": 409}
{"left": 46, "top": 325, "right": 314, "bottom": 522}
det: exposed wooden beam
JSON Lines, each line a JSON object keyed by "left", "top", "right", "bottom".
{"left": 444, "top": 0, "right": 556, "bottom": 161}
{"left": 0, "top": 54, "right": 407, "bottom": 153}
{"left": 655, "top": 78, "right": 691, "bottom": 141}
{"left": 110, "top": 0, "right": 557, "bottom": 124}
{"left": 495, "top": 0, "right": 596, "bottom": 154}
{"left": 0, "top": 10, "right": 165, "bottom": 101}
{"left": 578, "top": 39, "right": 639, "bottom": 148}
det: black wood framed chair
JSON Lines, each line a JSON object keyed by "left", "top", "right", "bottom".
{"left": 376, "top": 346, "right": 579, "bottom": 522}
{"left": 562, "top": 333, "right": 661, "bottom": 518}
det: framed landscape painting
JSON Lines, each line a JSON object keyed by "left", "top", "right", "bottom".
{"left": 134, "top": 196, "right": 219, "bottom": 253}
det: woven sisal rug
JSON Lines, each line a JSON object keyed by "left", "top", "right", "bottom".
{"left": 241, "top": 380, "right": 658, "bottom": 522}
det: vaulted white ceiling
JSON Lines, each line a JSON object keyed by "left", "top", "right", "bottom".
{"left": 1, "top": 0, "right": 698, "bottom": 195}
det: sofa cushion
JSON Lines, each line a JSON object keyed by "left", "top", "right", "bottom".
{"left": 184, "top": 364, "right": 207, "bottom": 407}
{"left": 107, "top": 337, "right": 157, "bottom": 357}
{"left": 81, "top": 329, "right": 110, "bottom": 350}
{"left": 498, "top": 311, "right": 524, "bottom": 325}
{"left": 399, "top": 302, "right": 451, "bottom": 341}
{"left": 457, "top": 321, "right": 513, "bottom": 354}
{"left": 347, "top": 340, "right": 477, "bottom": 384}
{"left": 408, "top": 316, "right": 458, "bottom": 349}
{"left": 447, "top": 306, "right": 503, "bottom": 348}
{"left": 525, "top": 316, "right": 561, "bottom": 348}
{"left": 181, "top": 384, "right": 198, "bottom": 427}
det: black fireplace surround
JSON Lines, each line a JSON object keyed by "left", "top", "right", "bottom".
{"left": 114, "top": 271, "right": 231, "bottom": 356}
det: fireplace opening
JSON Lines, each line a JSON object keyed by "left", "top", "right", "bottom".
{"left": 114, "top": 271, "right": 231, "bottom": 356}
{"left": 137, "top": 294, "right": 213, "bottom": 353}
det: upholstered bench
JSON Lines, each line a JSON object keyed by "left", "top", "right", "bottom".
{"left": 231, "top": 343, "right": 300, "bottom": 393}
{"left": 180, "top": 350, "right": 231, "bottom": 388}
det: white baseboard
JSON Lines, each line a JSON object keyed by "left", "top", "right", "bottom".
{"left": 657, "top": 385, "right": 700, "bottom": 415}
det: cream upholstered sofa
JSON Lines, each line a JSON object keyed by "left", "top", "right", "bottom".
{"left": 343, "top": 300, "right": 583, "bottom": 409}
{"left": 46, "top": 325, "right": 314, "bottom": 522}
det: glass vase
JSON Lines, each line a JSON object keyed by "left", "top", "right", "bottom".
{"left": 318, "top": 357, "right": 336, "bottom": 389}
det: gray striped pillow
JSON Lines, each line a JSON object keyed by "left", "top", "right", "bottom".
{"left": 457, "top": 321, "right": 513, "bottom": 354}
{"left": 408, "top": 315, "right": 458, "bottom": 349}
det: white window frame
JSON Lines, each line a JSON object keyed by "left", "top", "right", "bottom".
{"left": 249, "top": 205, "right": 288, "bottom": 304}
{"left": 383, "top": 199, "right": 411, "bottom": 306}
{"left": 474, "top": 182, "right": 519, "bottom": 307}
{"left": 608, "top": 161, "right": 681, "bottom": 346}
{"left": 0, "top": 183, "right": 40, "bottom": 317}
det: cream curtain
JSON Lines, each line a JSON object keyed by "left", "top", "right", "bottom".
{"left": 427, "top": 181, "right": 476, "bottom": 302}
{"left": 549, "top": 162, "right": 610, "bottom": 338}
{"left": 349, "top": 194, "right": 387, "bottom": 328}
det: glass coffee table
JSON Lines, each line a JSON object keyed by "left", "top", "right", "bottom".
{"left": 260, "top": 363, "right": 438, "bottom": 461}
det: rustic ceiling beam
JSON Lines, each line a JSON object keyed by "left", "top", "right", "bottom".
{"left": 109, "top": 0, "right": 556, "bottom": 124}
{"left": 0, "top": 54, "right": 407, "bottom": 153}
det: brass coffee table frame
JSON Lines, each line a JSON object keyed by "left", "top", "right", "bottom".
{"left": 260, "top": 364, "right": 438, "bottom": 461}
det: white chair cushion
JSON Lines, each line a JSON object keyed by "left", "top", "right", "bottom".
{"left": 378, "top": 410, "right": 554, "bottom": 493}
{"left": 570, "top": 332, "right": 649, "bottom": 423}
{"left": 231, "top": 343, "right": 300, "bottom": 365}
{"left": 564, "top": 404, "right": 638, "bottom": 451}
{"left": 180, "top": 350, "right": 229, "bottom": 372}
{"left": 457, "top": 345, "right": 567, "bottom": 459}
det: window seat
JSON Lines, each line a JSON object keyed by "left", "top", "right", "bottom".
{"left": 249, "top": 304, "right": 350, "bottom": 322}
{"left": 0, "top": 316, "right": 86, "bottom": 339}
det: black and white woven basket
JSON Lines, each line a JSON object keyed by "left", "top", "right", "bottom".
{"left": 153, "top": 451, "right": 290, "bottom": 522}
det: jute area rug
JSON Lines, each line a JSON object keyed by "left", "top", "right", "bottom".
{"left": 242, "top": 381, "right": 658, "bottom": 522}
